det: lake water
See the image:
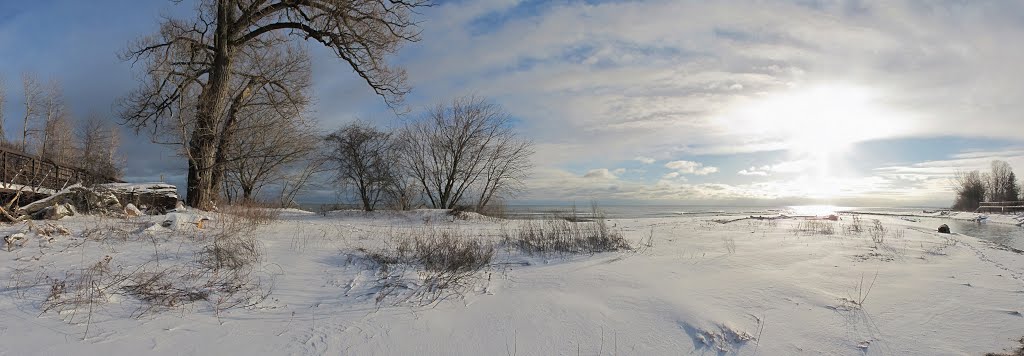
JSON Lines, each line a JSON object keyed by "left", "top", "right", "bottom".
{"left": 500, "top": 204, "right": 925, "bottom": 220}
{"left": 300, "top": 202, "right": 1023, "bottom": 250}
{"left": 503, "top": 204, "right": 1024, "bottom": 250}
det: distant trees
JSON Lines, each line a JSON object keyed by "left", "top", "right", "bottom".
{"left": 952, "top": 160, "right": 1022, "bottom": 211}
{"left": 119, "top": 0, "right": 427, "bottom": 210}
{"left": 77, "top": 114, "right": 124, "bottom": 182}
{"left": 952, "top": 170, "right": 987, "bottom": 211}
{"left": 986, "top": 160, "right": 1020, "bottom": 202}
{"left": 0, "top": 72, "right": 124, "bottom": 182}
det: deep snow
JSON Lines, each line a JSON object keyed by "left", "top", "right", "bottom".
{"left": 1, "top": 209, "right": 1022, "bottom": 355}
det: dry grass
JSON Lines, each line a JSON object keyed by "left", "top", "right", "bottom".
{"left": 33, "top": 213, "right": 272, "bottom": 328}
{"left": 220, "top": 201, "right": 281, "bottom": 226}
{"left": 360, "top": 227, "right": 495, "bottom": 306}
{"left": 792, "top": 220, "right": 836, "bottom": 236}
{"left": 503, "top": 218, "right": 629, "bottom": 256}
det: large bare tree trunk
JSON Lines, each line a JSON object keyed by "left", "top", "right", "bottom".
{"left": 187, "top": 1, "right": 235, "bottom": 210}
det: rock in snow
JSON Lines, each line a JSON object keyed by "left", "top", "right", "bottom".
{"left": 96, "top": 183, "right": 180, "bottom": 213}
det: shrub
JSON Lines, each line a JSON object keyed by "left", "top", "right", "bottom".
{"left": 792, "top": 220, "right": 836, "bottom": 236}
{"left": 220, "top": 201, "right": 281, "bottom": 226}
{"left": 868, "top": 219, "right": 886, "bottom": 245}
{"left": 504, "top": 217, "right": 629, "bottom": 255}
{"left": 360, "top": 227, "right": 495, "bottom": 306}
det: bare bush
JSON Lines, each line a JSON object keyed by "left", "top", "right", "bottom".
{"left": 868, "top": 219, "right": 886, "bottom": 245}
{"left": 220, "top": 202, "right": 281, "bottom": 226}
{"left": 503, "top": 217, "right": 629, "bottom": 255}
{"left": 360, "top": 227, "right": 495, "bottom": 306}
{"left": 36, "top": 215, "right": 272, "bottom": 323}
{"left": 844, "top": 214, "right": 864, "bottom": 235}
{"left": 792, "top": 220, "right": 836, "bottom": 236}
{"left": 121, "top": 269, "right": 210, "bottom": 315}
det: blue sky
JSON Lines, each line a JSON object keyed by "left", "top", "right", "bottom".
{"left": 2, "top": 0, "right": 1024, "bottom": 207}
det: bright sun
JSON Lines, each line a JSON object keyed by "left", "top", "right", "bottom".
{"left": 728, "top": 84, "right": 908, "bottom": 157}
{"left": 722, "top": 84, "right": 911, "bottom": 199}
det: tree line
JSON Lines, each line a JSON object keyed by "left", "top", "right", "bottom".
{"left": 951, "top": 160, "right": 1022, "bottom": 211}
{"left": 0, "top": 73, "right": 123, "bottom": 181}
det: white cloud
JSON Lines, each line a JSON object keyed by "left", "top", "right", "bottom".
{"left": 583, "top": 168, "right": 618, "bottom": 179}
{"left": 635, "top": 156, "right": 656, "bottom": 164}
{"left": 737, "top": 167, "right": 769, "bottom": 176}
{"left": 665, "top": 160, "right": 719, "bottom": 175}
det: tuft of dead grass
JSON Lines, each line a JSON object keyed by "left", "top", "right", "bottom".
{"left": 359, "top": 227, "right": 495, "bottom": 306}
{"left": 792, "top": 219, "right": 836, "bottom": 236}
{"left": 220, "top": 201, "right": 281, "bottom": 226}
{"left": 503, "top": 217, "right": 629, "bottom": 256}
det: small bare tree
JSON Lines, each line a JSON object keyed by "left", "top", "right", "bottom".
{"left": 20, "top": 73, "right": 42, "bottom": 153}
{"left": 0, "top": 75, "right": 6, "bottom": 142}
{"left": 277, "top": 154, "right": 329, "bottom": 208}
{"left": 952, "top": 170, "right": 986, "bottom": 211}
{"left": 37, "top": 80, "right": 76, "bottom": 164}
{"left": 325, "top": 122, "right": 395, "bottom": 211}
{"left": 222, "top": 111, "right": 318, "bottom": 203}
{"left": 77, "top": 114, "right": 124, "bottom": 182}
{"left": 400, "top": 96, "right": 533, "bottom": 210}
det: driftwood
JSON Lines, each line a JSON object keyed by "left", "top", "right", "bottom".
{"left": 2, "top": 183, "right": 180, "bottom": 222}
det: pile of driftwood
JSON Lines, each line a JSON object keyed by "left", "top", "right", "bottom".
{"left": 0, "top": 183, "right": 180, "bottom": 222}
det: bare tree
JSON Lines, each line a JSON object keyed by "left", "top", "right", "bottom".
{"left": 325, "top": 122, "right": 395, "bottom": 211}
{"left": 277, "top": 154, "right": 329, "bottom": 208}
{"left": 952, "top": 169, "right": 986, "bottom": 211}
{"left": 222, "top": 111, "right": 319, "bottom": 202}
{"left": 37, "top": 80, "right": 77, "bottom": 164}
{"left": 384, "top": 175, "right": 421, "bottom": 211}
{"left": 20, "top": 73, "right": 42, "bottom": 153}
{"left": 0, "top": 75, "right": 6, "bottom": 142}
{"left": 77, "top": 114, "right": 124, "bottom": 182}
{"left": 210, "top": 43, "right": 319, "bottom": 204}
{"left": 400, "top": 96, "right": 533, "bottom": 210}
{"left": 986, "top": 160, "right": 1019, "bottom": 202}
{"left": 119, "top": 0, "right": 427, "bottom": 210}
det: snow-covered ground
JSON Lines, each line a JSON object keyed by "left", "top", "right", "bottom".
{"left": 1, "top": 209, "right": 1023, "bottom": 355}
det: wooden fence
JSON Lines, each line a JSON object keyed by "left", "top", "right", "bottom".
{"left": 977, "top": 201, "right": 1024, "bottom": 213}
{"left": 0, "top": 146, "right": 120, "bottom": 194}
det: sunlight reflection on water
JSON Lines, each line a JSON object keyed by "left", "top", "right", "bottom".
{"left": 786, "top": 205, "right": 848, "bottom": 216}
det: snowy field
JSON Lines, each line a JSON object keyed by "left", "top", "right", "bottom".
{"left": 1, "top": 209, "right": 1023, "bottom": 355}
